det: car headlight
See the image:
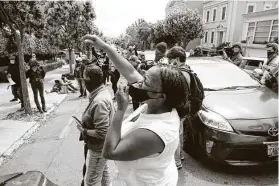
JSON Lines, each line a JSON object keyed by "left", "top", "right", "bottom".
{"left": 198, "top": 109, "right": 234, "bottom": 132}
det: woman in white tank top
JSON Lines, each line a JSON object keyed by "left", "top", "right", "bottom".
{"left": 81, "top": 35, "right": 189, "bottom": 186}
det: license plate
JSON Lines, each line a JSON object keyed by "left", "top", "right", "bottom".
{"left": 264, "top": 142, "right": 278, "bottom": 157}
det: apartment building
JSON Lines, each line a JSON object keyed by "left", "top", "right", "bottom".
{"left": 241, "top": 1, "right": 278, "bottom": 57}
{"left": 202, "top": 0, "right": 278, "bottom": 57}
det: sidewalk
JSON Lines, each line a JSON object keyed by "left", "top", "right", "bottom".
{"left": 0, "top": 65, "right": 72, "bottom": 161}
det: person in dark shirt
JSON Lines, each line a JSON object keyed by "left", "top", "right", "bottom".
{"left": 26, "top": 59, "right": 46, "bottom": 113}
{"left": 102, "top": 53, "right": 110, "bottom": 85}
{"left": 74, "top": 57, "right": 87, "bottom": 98}
{"left": 6, "top": 55, "right": 24, "bottom": 110}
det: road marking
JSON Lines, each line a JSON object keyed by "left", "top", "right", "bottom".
{"left": 58, "top": 104, "right": 81, "bottom": 139}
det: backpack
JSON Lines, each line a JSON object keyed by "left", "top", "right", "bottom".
{"left": 179, "top": 65, "right": 205, "bottom": 115}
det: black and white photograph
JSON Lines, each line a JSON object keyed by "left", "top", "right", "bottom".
{"left": 0, "top": 0, "right": 278, "bottom": 185}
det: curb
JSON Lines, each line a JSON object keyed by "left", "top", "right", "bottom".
{"left": 0, "top": 94, "right": 68, "bottom": 167}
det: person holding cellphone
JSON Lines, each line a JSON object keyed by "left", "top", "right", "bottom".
{"left": 81, "top": 35, "right": 189, "bottom": 186}
{"left": 76, "top": 64, "right": 114, "bottom": 186}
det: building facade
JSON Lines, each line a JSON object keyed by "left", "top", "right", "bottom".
{"left": 201, "top": 0, "right": 278, "bottom": 58}
{"left": 165, "top": 0, "right": 204, "bottom": 51}
{"left": 241, "top": 2, "right": 278, "bottom": 57}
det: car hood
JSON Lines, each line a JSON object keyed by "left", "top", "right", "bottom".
{"left": 203, "top": 87, "right": 278, "bottom": 120}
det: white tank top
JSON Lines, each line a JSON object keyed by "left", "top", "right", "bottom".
{"left": 115, "top": 104, "right": 180, "bottom": 186}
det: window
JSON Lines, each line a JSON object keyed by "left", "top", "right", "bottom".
{"left": 205, "top": 32, "right": 208, "bottom": 43}
{"left": 212, "top": 9, "right": 217, "bottom": 22}
{"left": 221, "top": 6, "right": 226, "bottom": 20}
{"left": 247, "top": 19, "right": 278, "bottom": 44}
{"left": 264, "top": 3, "right": 272, "bottom": 10}
{"left": 247, "top": 4, "right": 256, "bottom": 13}
{"left": 211, "top": 32, "right": 215, "bottom": 43}
{"left": 206, "top": 10, "right": 210, "bottom": 23}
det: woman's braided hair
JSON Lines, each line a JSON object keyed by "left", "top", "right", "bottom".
{"left": 156, "top": 63, "right": 189, "bottom": 117}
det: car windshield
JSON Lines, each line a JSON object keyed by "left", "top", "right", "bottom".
{"left": 189, "top": 63, "right": 261, "bottom": 90}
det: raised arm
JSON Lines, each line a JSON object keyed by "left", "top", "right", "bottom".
{"left": 81, "top": 35, "right": 143, "bottom": 83}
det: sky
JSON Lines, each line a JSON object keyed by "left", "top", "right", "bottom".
{"left": 93, "top": 0, "right": 170, "bottom": 37}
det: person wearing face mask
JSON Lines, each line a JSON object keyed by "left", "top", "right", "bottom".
{"left": 260, "top": 43, "right": 279, "bottom": 86}
{"left": 76, "top": 64, "right": 114, "bottom": 186}
{"left": 26, "top": 59, "right": 46, "bottom": 113}
{"left": 6, "top": 55, "right": 24, "bottom": 110}
{"left": 81, "top": 34, "right": 189, "bottom": 185}
{"left": 223, "top": 43, "right": 243, "bottom": 66}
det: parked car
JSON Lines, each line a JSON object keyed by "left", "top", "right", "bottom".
{"left": 184, "top": 57, "right": 278, "bottom": 166}
{"left": 240, "top": 57, "right": 267, "bottom": 70}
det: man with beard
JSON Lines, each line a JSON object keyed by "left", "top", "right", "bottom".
{"left": 76, "top": 64, "right": 114, "bottom": 186}
{"left": 6, "top": 55, "right": 24, "bottom": 110}
{"left": 223, "top": 43, "right": 243, "bottom": 66}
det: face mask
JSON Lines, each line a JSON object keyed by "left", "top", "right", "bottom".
{"left": 267, "top": 51, "right": 274, "bottom": 58}
{"left": 10, "top": 60, "right": 15, "bottom": 64}
{"left": 128, "top": 84, "right": 161, "bottom": 103}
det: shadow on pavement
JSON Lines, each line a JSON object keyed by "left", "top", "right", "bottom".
{"left": 183, "top": 150, "right": 278, "bottom": 185}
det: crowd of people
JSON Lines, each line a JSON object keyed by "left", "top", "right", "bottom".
{"left": 188, "top": 42, "right": 279, "bottom": 93}
{"left": 73, "top": 34, "right": 206, "bottom": 186}
{"left": 6, "top": 54, "right": 47, "bottom": 113}
{"left": 4, "top": 34, "right": 278, "bottom": 186}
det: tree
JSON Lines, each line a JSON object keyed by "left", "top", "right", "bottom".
{"left": 125, "top": 19, "right": 148, "bottom": 48}
{"left": 0, "top": 1, "right": 44, "bottom": 114}
{"left": 136, "top": 20, "right": 152, "bottom": 50}
{"left": 165, "top": 9, "right": 204, "bottom": 49}
{"left": 44, "top": 1, "right": 97, "bottom": 74}
{"left": 150, "top": 20, "right": 176, "bottom": 48}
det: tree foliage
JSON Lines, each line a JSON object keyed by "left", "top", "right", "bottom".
{"left": 44, "top": 1, "right": 97, "bottom": 50}
{"left": 150, "top": 20, "right": 176, "bottom": 47}
{"left": 125, "top": 18, "right": 152, "bottom": 50}
{"left": 165, "top": 9, "right": 204, "bottom": 48}
{"left": 0, "top": 1, "right": 45, "bottom": 114}
{"left": 44, "top": 1, "right": 97, "bottom": 73}
{"left": 122, "top": 9, "right": 204, "bottom": 49}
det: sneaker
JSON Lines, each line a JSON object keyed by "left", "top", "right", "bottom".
{"left": 78, "top": 95, "right": 83, "bottom": 98}
{"left": 19, "top": 107, "right": 24, "bottom": 111}
{"left": 42, "top": 108, "right": 47, "bottom": 113}
{"left": 10, "top": 98, "right": 18, "bottom": 102}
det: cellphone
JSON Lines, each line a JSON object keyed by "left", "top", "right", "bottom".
{"left": 72, "top": 116, "right": 82, "bottom": 127}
